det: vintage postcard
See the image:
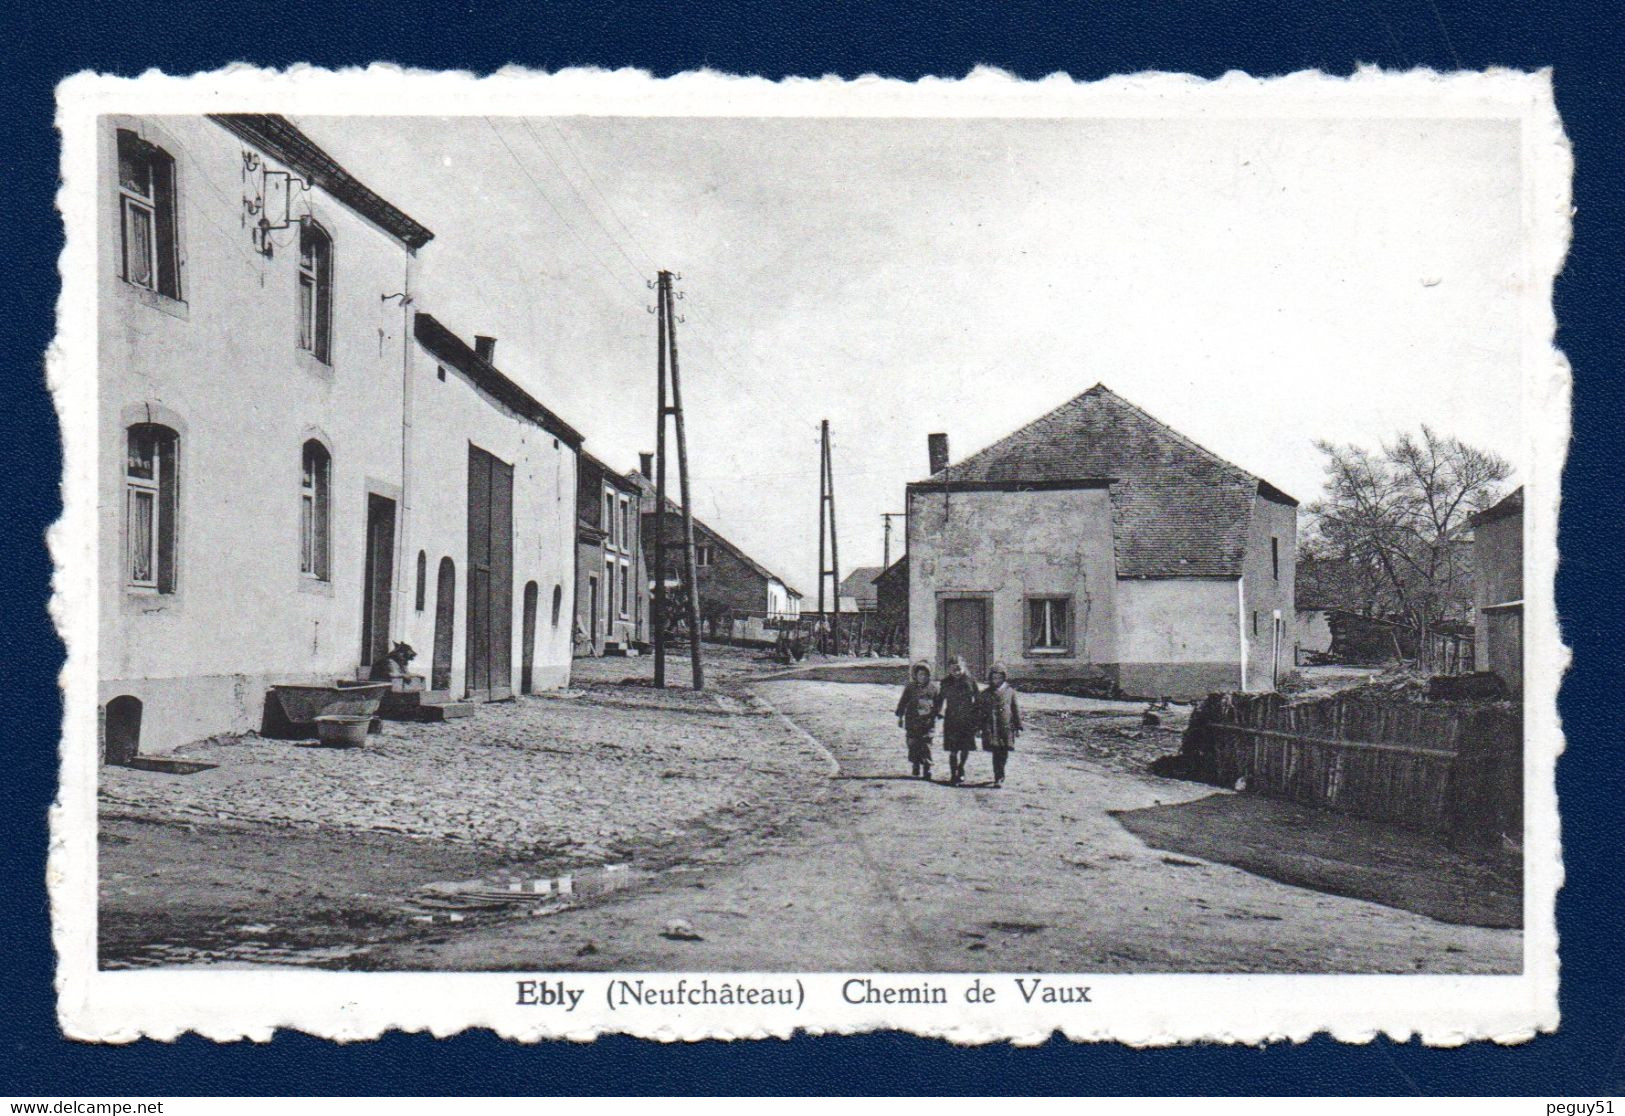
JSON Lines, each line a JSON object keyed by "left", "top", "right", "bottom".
{"left": 51, "top": 65, "right": 1568, "bottom": 1044}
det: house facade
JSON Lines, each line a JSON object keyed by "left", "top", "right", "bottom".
{"left": 574, "top": 452, "right": 649, "bottom": 656}
{"left": 403, "top": 315, "right": 581, "bottom": 700}
{"left": 906, "top": 384, "right": 1296, "bottom": 698}
{"left": 836, "top": 566, "right": 883, "bottom": 615}
{"left": 629, "top": 467, "right": 802, "bottom": 627}
{"left": 99, "top": 113, "right": 579, "bottom": 757}
{"left": 1470, "top": 487, "right": 1523, "bottom": 698}
{"left": 874, "top": 554, "right": 909, "bottom": 638}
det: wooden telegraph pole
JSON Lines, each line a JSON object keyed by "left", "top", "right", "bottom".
{"left": 882, "top": 511, "right": 905, "bottom": 571}
{"left": 652, "top": 275, "right": 669, "bottom": 687}
{"left": 818, "top": 420, "right": 842, "bottom": 655}
{"left": 664, "top": 273, "right": 705, "bottom": 690}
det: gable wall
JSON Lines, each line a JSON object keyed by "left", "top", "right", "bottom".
{"left": 906, "top": 487, "right": 1118, "bottom": 680}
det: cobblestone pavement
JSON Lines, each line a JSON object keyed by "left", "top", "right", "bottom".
{"left": 101, "top": 683, "right": 826, "bottom": 865}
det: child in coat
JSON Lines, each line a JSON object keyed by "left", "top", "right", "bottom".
{"left": 894, "top": 660, "right": 939, "bottom": 779}
{"left": 934, "top": 657, "right": 982, "bottom": 785}
{"left": 979, "top": 662, "right": 1022, "bottom": 787}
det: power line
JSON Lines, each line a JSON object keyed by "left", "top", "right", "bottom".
{"left": 520, "top": 119, "right": 649, "bottom": 279}
{"left": 483, "top": 116, "right": 645, "bottom": 298}
{"left": 548, "top": 120, "right": 661, "bottom": 271}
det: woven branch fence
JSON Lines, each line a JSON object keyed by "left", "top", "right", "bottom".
{"left": 1181, "top": 692, "right": 1521, "bottom": 842}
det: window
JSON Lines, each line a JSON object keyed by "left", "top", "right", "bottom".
{"left": 619, "top": 497, "right": 630, "bottom": 553}
{"left": 116, "top": 130, "right": 180, "bottom": 300}
{"left": 297, "top": 219, "right": 333, "bottom": 363}
{"left": 620, "top": 559, "right": 630, "bottom": 616}
{"left": 694, "top": 544, "right": 713, "bottom": 568}
{"left": 126, "top": 424, "right": 178, "bottom": 592}
{"left": 604, "top": 491, "right": 616, "bottom": 546}
{"left": 1271, "top": 536, "right": 1280, "bottom": 581}
{"left": 551, "top": 583, "right": 563, "bottom": 626}
{"left": 415, "top": 550, "right": 428, "bottom": 611}
{"left": 604, "top": 560, "right": 616, "bottom": 624}
{"left": 1252, "top": 610, "right": 1259, "bottom": 637}
{"left": 1026, "top": 596, "right": 1071, "bottom": 654}
{"left": 299, "top": 440, "right": 331, "bottom": 581}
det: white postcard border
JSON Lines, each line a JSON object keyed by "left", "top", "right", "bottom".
{"left": 51, "top": 64, "right": 1569, "bottom": 1045}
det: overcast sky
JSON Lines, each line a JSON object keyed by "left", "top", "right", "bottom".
{"left": 300, "top": 114, "right": 1526, "bottom": 597}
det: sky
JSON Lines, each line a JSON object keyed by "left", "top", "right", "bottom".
{"left": 300, "top": 113, "right": 1527, "bottom": 598}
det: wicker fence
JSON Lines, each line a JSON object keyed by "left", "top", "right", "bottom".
{"left": 1183, "top": 692, "right": 1521, "bottom": 842}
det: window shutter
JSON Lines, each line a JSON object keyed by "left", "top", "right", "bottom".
{"left": 156, "top": 433, "right": 178, "bottom": 594}
{"left": 152, "top": 151, "right": 180, "bottom": 300}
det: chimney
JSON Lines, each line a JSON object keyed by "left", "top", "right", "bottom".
{"left": 474, "top": 335, "right": 497, "bottom": 363}
{"left": 639, "top": 452, "right": 654, "bottom": 479}
{"left": 928, "top": 432, "right": 949, "bottom": 475}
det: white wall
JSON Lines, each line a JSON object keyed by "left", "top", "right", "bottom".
{"left": 906, "top": 486, "right": 1118, "bottom": 676}
{"left": 397, "top": 344, "right": 577, "bottom": 696}
{"left": 1238, "top": 493, "right": 1298, "bottom": 690}
{"left": 99, "top": 115, "right": 416, "bottom": 750}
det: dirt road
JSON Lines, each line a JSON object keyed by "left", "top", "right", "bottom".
{"left": 365, "top": 679, "right": 1521, "bottom": 973}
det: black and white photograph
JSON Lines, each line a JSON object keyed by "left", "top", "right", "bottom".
{"left": 51, "top": 67, "right": 1565, "bottom": 1043}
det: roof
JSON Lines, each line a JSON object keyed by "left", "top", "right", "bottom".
{"left": 208, "top": 115, "right": 434, "bottom": 251}
{"left": 638, "top": 486, "right": 803, "bottom": 598}
{"left": 875, "top": 553, "right": 909, "bottom": 583}
{"left": 579, "top": 450, "right": 642, "bottom": 495}
{"left": 413, "top": 313, "right": 583, "bottom": 448}
{"left": 908, "top": 384, "right": 1296, "bottom": 579}
{"left": 837, "top": 566, "right": 884, "bottom": 608}
{"left": 1469, "top": 486, "right": 1523, "bottom": 529}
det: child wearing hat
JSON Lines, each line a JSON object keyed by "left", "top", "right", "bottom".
{"left": 979, "top": 662, "right": 1022, "bottom": 787}
{"left": 894, "top": 660, "right": 939, "bottom": 779}
{"left": 935, "top": 656, "right": 982, "bottom": 785}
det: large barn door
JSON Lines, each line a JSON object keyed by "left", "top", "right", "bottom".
{"left": 941, "top": 597, "right": 991, "bottom": 681}
{"left": 466, "top": 444, "right": 514, "bottom": 702}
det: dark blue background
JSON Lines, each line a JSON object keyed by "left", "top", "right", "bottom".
{"left": 6, "top": 0, "right": 1620, "bottom": 1097}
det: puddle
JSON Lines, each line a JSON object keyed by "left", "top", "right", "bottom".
{"left": 403, "top": 862, "right": 652, "bottom": 922}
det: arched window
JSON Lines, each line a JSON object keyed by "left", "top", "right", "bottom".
{"left": 126, "top": 423, "right": 179, "bottom": 592}
{"left": 414, "top": 550, "right": 428, "bottom": 611}
{"left": 116, "top": 130, "right": 180, "bottom": 299}
{"left": 299, "top": 440, "right": 331, "bottom": 581}
{"left": 297, "top": 218, "right": 333, "bottom": 363}
{"left": 551, "top": 584, "right": 563, "bottom": 626}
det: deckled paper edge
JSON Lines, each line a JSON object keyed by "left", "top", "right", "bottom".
{"left": 48, "top": 62, "right": 1571, "bottom": 1046}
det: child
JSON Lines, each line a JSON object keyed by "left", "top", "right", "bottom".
{"left": 894, "top": 661, "right": 939, "bottom": 779}
{"left": 935, "top": 656, "right": 982, "bottom": 785}
{"left": 979, "top": 662, "right": 1021, "bottom": 787}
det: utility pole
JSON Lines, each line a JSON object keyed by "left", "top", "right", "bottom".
{"left": 652, "top": 274, "right": 669, "bottom": 688}
{"left": 882, "top": 511, "right": 906, "bottom": 571}
{"left": 818, "top": 419, "right": 842, "bottom": 655}
{"left": 665, "top": 272, "right": 705, "bottom": 690}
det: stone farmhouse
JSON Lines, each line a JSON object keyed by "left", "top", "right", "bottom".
{"left": 906, "top": 384, "right": 1297, "bottom": 698}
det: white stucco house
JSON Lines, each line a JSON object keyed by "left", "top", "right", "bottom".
{"left": 99, "top": 113, "right": 581, "bottom": 757}
{"left": 906, "top": 384, "right": 1297, "bottom": 698}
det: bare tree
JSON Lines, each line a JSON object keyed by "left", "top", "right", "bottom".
{"left": 1304, "top": 426, "right": 1510, "bottom": 634}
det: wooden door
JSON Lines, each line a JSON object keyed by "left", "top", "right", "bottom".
{"left": 941, "top": 597, "right": 990, "bottom": 680}
{"left": 431, "top": 557, "right": 455, "bottom": 692}
{"left": 466, "top": 445, "right": 514, "bottom": 701}
{"left": 521, "top": 581, "right": 539, "bottom": 694}
{"left": 360, "top": 494, "right": 396, "bottom": 670}
{"left": 588, "top": 576, "right": 600, "bottom": 654}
